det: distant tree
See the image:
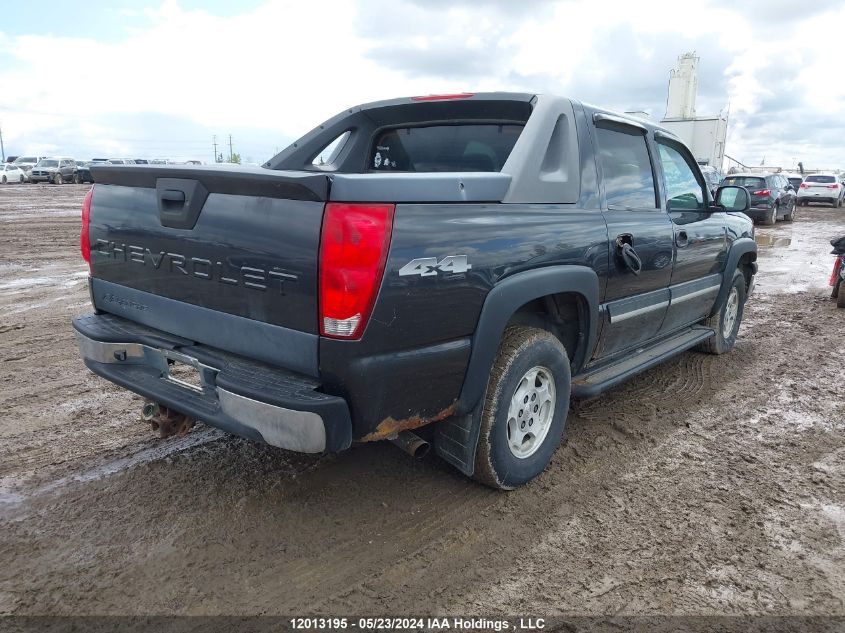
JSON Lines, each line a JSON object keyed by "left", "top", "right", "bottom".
{"left": 230, "top": 153, "right": 241, "bottom": 164}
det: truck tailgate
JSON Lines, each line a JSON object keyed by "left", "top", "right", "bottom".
{"left": 87, "top": 165, "right": 328, "bottom": 375}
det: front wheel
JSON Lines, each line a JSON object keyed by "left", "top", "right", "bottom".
{"left": 1, "top": 176, "right": 6, "bottom": 184}
{"left": 73, "top": 173, "right": 80, "bottom": 184}
{"left": 473, "top": 326, "right": 571, "bottom": 490}
{"left": 53, "top": 173, "right": 62, "bottom": 185}
{"left": 19, "top": 175, "right": 24, "bottom": 183}
{"left": 699, "top": 269, "right": 747, "bottom": 355}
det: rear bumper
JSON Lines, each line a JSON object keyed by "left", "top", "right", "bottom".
{"left": 798, "top": 194, "right": 836, "bottom": 204}
{"left": 73, "top": 312, "right": 352, "bottom": 453}
{"left": 745, "top": 205, "right": 772, "bottom": 220}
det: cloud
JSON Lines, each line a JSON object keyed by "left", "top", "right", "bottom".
{"left": 0, "top": 0, "right": 842, "bottom": 169}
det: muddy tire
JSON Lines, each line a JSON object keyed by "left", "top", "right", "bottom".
{"left": 783, "top": 201, "right": 795, "bottom": 221}
{"left": 698, "top": 269, "right": 746, "bottom": 355}
{"left": 762, "top": 205, "right": 777, "bottom": 226}
{"left": 73, "top": 173, "right": 80, "bottom": 184}
{"left": 53, "top": 173, "right": 62, "bottom": 185}
{"left": 473, "top": 326, "right": 571, "bottom": 490}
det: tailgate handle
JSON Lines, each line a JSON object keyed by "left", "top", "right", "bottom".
{"left": 161, "top": 189, "right": 186, "bottom": 205}
{"left": 156, "top": 178, "right": 208, "bottom": 230}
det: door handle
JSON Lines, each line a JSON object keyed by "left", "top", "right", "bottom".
{"left": 676, "top": 230, "right": 689, "bottom": 248}
{"left": 619, "top": 243, "right": 642, "bottom": 275}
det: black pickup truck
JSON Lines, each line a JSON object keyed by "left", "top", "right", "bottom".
{"left": 73, "top": 93, "right": 757, "bottom": 489}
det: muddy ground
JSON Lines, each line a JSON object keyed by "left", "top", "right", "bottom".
{"left": 0, "top": 183, "right": 843, "bottom": 617}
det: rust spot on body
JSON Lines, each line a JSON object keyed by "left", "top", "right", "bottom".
{"left": 359, "top": 402, "right": 457, "bottom": 442}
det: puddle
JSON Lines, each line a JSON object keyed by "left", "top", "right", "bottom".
{"left": 755, "top": 234, "right": 792, "bottom": 248}
{"left": 753, "top": 222, "right": 841, "bottom": 295}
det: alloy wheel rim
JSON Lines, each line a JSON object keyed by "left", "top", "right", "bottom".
{"left": 506, "top": 366, "right": 555, "bottom": 459}
{"left": 723, "top": 287, "right": 739, "bottom": 338}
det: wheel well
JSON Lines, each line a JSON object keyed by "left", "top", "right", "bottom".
{"left": 504, "top": 293, "right": 585, "bottom": 367}
{"left": 738, "top": 252, "right": 756, "bottom": 292}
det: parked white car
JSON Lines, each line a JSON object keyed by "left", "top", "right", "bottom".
{"left": 1, "top": 163, "right": 26, "bottom": 184}
{"left": 798, "top": 173, "right": 845, "bottom": 208}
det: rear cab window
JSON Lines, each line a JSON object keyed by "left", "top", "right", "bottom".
{"left": 368, "top": 124, "right": 523, "bottom": 172}
{"left": 805, "top": 175, "right": 836, "bottom": 183}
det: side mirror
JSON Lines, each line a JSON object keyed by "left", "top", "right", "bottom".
{"left": 714, "top": 185, "right": 750, "bottom": 212}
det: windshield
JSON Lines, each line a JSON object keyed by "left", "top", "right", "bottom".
{"left": 14, "top": 157, "right": 37, "bottom": 164}
{"left": 805, "top": 175, "right": 835, "bottom": 183}
{"left": 36, "top": 160, "right": 59, "bottom": 168}
{"left": 368, "top": 124, "right": 524, "bottom": 172}
{"left": 723, "top": 176, "right": 766, "bottom": 189}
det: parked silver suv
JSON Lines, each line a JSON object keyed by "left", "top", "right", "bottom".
{"left": 29, "top": 157, "right": 78, "bottom": 184}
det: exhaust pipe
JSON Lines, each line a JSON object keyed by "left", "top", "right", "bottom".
{"left": 141, "top": 400, "right": 195, "bottom": 438}
{"left": 389, "top": 431, "right": 430, "bottom": 459}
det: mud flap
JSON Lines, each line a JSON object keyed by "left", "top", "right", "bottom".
{"left": 433, "top": 407, "right": 483, "bottom": 477}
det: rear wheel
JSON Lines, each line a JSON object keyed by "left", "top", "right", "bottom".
{"left": 838, "top": 288, "right": 845, "bottom": 308}
{"left": 762, "top": 205, "right": 777, "bottom": 226}
{"left": 473, "top": 326, "right": 571, "bottom": 490}
{"left": 784, "top": 200, "right": 796, "bottom": 221}
{"left": 73, "top": 173, "right": 80, "bottom": 184}
{"left": 698, "top": 269, "right": 746, "bottom": 355}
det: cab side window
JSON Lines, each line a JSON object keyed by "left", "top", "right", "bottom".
{"left": 595, "top": 126, "right": 658, "bottom": 210}
{"left": 657, "top": 142, "right": 705, "bottom": 211}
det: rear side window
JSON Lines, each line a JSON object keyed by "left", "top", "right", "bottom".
{"left": 805, "top": 175, "right": 835, "bottom": 183}
{"left": 368, "top": 124, "right": 523, "bottom": 172}
{"left": 595, "top": 126, "right": 658, "bottom": 210}
{"left": 723, "top": 176, "right": 766, "bottom": 189}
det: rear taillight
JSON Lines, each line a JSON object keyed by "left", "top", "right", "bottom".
{"left": 752, "top": 189, "right": 770, "bottom": 196}
{"left": 319, "top": 202, "right": 395, "bottom": 339}
{"left": 826, "top": 184, "right": 839, "bottom": 189}
{"left": 81, "top": 187, "right": 93, "bottom": 271}
{"left": 800, "top": 183, "right": 809, "bottom": 188}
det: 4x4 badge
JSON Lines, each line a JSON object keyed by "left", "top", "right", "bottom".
{"left": 398, "top": 255, "right": 472, "bottom": 277}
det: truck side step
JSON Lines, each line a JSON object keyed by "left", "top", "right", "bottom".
{"left": 571, "top": 326, "right": 715, "bottom": 398}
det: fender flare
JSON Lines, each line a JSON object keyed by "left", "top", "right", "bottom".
{"left": 710, "top": 237, "right": 757, "bottom": 317}
{"left": 456, "top": 265, "right": 600, "bottom": 414}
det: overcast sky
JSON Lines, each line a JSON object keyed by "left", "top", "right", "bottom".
{"left": 0, "top": 0, "right": 843, "bottom": 169}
